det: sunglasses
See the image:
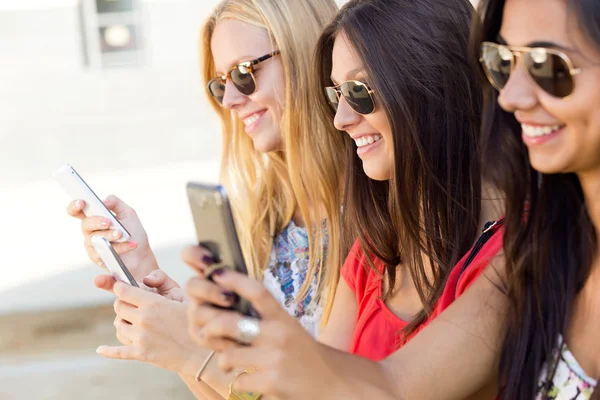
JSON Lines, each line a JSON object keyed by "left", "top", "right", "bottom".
{"left": 480, "top": 41, "right": 582, "bottom": 98}
{"left": 207, "top": 50, "right": 281, "bottom": 105}
{"left": 325, "top": 80, "right": 376, "bottom": 115}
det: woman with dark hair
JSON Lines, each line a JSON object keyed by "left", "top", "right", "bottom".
{"left": 183, "top": 0, "right": 511, "bottom": 399}
{"left": 474, "top": 0, "right": 600, "bottom": 398}
{"left": 310, "top": 0, "right": 504, "bottom": 360}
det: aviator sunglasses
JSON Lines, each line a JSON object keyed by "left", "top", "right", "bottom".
{"left": 480, "top": 41, "right": 582, "bottom": 98}
{"left": 325, "top": 80, "right": 376, "bottom": 115}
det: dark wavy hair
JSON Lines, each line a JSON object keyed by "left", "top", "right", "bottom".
{"left": 470, "top": 0, "right": 600, "bottom": 398}
{"left": 312, "top": 0, "right": 483, "bottom": 337}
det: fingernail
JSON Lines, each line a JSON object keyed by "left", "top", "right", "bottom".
{"left": 211, "top": 268, "right": 226, "bottom": 277}
{"left": 96, "top": 346, "right": 103, "bottom": 354}
{"left": 112, "top": 229, "right": 121, "bottom": 239}
{"left": 222, "top": 291, "right": 238, "bottom": 303}
{"left": 101, "top": 219, "right": 109, "bottom": 227}
{"left": 128, "top": 241, "right": 137, "bottom": 249}
{"left": 202, "top": 255, "right": 215, "bottom": 265}
{"left": 76, "top": 200, "right": 83, "bottom": 209}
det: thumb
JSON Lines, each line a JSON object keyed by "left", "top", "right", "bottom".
{"left": 94, "top": 274, "right": 117, "bottom": 293}
{"left": 142, "top": 270, "right": 179, "bottom": 295}
{"left": 103, "top": 194, "right": 134, "bottom": 218}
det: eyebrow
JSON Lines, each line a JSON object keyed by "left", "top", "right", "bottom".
{"left": 497, "top": 35, "right": 577, "bottom": 53}
{"left": 330, "top": 67, "right": 365, "bottom": 85}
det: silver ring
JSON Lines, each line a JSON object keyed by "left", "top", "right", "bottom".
{"left": 236, "top": 317, "right": 260, "bottom": 344}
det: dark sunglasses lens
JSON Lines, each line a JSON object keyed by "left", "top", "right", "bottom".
{"left": 325, "top": 87, "right": 339, "bottom": 111}
{"left": 208, "top": 79, "right": 225, "bottom": 104}
{"left": 231, "top": 65, "right": 256, "bottom": 95}
{"left": 481, "top": 43, "right": 512, "bottom": 90}
{"left": 340, "top": 82, "right": 374, "bottom": 114}
{"left": 524, "top": 49, "right": 574, "bottom": 98}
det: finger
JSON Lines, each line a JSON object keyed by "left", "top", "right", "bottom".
{"left": 181, "top": 245, "right": 215, "bottom": 275}
{"left": 96, "top": 345, "right": 139, "bottom": 361}
{"left": 66, "top": 199, "right": 86, "bottom": 219}
{"left": 212, "top": 271, "right": 286, "bottom": 319}
{"left": 94, "top": 274, "right": 117, "bottom": 293}
{"left": 110, "top": 241, "right": 138, "bottom": 254}
{"left": 113, "top": 281, "right": 157, "bottom": 307}
{"left": 200, "top": 310, "right": 248, "bottom": 344}
{"left": 80, "top": 215, "right": 112, "bottom": 234}
{"left": 104, "top": 194, "right": 135, "bottom": 218}
{"left": 185, "top": 276, "right": 237, "bottom": 308}
{"left": 187, "top": 302, "right": 225, "bottom": 330}
{"left": 82, "top": 226, "right": 124, "bottom": 244}
{"left": 142, "top": 269, "right": 179, "bottom": 292}
{"left": 113, "top": 316, "right": 133, "bottom": 345}
{"left": 189, "top": 325, "right": 239, "bottom": 353}
{"left": 113, "top": 299, "right": 140, "bottom": 325}
{"left": 218, "top": 346, "right": 264, "bottom": 373}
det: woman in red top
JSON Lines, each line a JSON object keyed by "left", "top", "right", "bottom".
{"left": 313, "top": 0, "right": 505, "bottom": 361}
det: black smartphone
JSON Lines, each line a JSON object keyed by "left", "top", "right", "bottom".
{"left": 186, "top": 182, "right": 259, "bottom": 318}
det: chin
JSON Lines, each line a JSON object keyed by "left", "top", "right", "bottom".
{"left": 251, "top": 131, "right": 282, "bottom": 153}
{"left": 529, "top": 154, "right": 572, "bottom": 175}
{"left": 362, "top": 162, "right": 391, "bottom": 181}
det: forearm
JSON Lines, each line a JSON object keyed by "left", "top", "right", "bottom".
{"left": 135, "top": 248, "right": 160, "bottom": 279}
{"left": 319, "top": 344, "right": 400, "bottom": 400}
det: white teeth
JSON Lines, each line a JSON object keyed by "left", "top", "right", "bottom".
{"left": 522, "top": 124, "right": 563, "bottom": 138}
{"left": 354, "top": 134, "right": 382, "bottom": 148}
{"left": 243, "top": 113, "right": 262, "bottom": 126}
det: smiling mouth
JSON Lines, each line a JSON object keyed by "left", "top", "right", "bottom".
{"left": 353, "top": 134, "right": 383, "bottom": 148}
{"left": 242, "top": 110, "right": 266, "bottom": 127}
{"left": 521, "top": 123, "right": 565, "bottom": 138}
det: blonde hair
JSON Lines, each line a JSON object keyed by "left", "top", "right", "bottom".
{"left": 200, "top": 0, "right": 346, "bottom": 324}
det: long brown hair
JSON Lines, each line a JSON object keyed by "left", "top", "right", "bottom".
{"left": 471, "top": 0, "right": 600, "bottom": 398}
{"left": 313, "top": 0, "right": 483, "bottom": 337}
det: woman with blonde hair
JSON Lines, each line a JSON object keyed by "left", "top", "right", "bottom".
{"left": 64, "top": 0, "right": 344, "bottom": 398}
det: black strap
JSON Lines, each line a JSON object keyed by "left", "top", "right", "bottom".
{"left": 453, "top": 218, "right": 504, "bottom": 297}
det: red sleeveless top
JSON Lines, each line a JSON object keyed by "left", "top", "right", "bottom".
{"left": 341, "top": 220, "right": 504, "bottom": 361}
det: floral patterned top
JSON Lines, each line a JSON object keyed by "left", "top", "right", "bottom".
{"left": 537, "top": 336, "right": 597, "bottom": 400}
{"left": 261, "top": 220, "right": 326, "bottom": 338}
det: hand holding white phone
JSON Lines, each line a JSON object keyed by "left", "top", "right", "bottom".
{"left": 91, "top": 235, "right": 138, "bottom": 287}
{"left": 54, "top": 164, "right": 130, "bottom": 242}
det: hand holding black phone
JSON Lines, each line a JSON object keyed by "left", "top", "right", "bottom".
{"left": 186, "top": 182, "right": 259, "bottom": 319}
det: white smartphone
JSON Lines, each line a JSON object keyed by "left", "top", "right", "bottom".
{"left": 91, "top": 235, "right": 139, "bottom": 287}
{"left": 54, "top": 164, "right": 130, "bottom": 242}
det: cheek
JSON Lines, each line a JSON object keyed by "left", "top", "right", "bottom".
{"left": 366, "top": 111, "right": 393, "bottom": 146}
{"left": 253, "top": 67, "right": 286, "bottom": 114}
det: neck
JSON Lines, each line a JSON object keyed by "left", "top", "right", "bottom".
{"left": 577, "top": 167, "right": 600, "bottom": 257}
{"left": 479, "top": 180, "right": 506, "bottom": 233}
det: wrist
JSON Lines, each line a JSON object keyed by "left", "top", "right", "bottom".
{"left": 180, "top": 349, "right": 214, "bottom": 378}
{"left": 137, "top": 249, "right": 159, "bottom": 279}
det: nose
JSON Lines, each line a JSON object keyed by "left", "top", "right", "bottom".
{"left": 221, "top": 79, "right": 247, "bottom": 110}
{"left": 497, "top": 56, "right": 539, "bottom": 113}
{"left": 333, "top": 95, "right": 362, "bottom": 132}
